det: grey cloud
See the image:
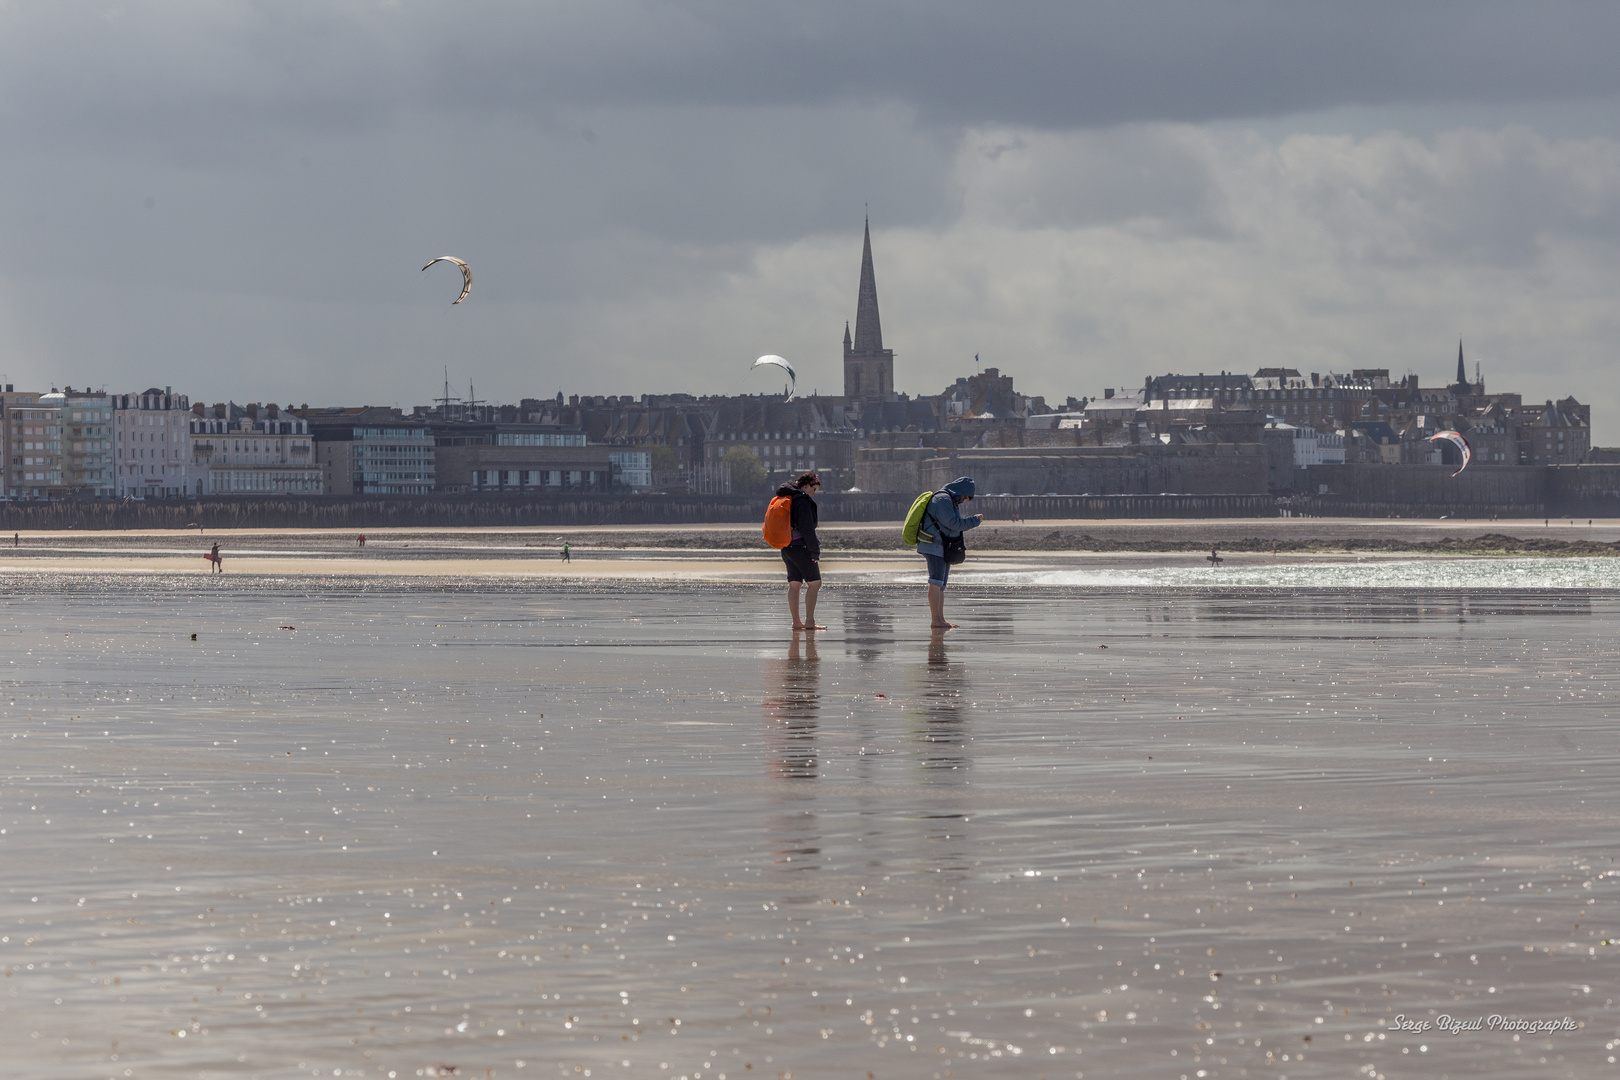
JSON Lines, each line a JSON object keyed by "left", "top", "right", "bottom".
{"left": 3, "top": 1, "right": 1619, "bottom": 160}
{"left": 953, "top": 126, "right": 1232, "bottom": 234}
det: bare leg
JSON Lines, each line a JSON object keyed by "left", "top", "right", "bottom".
{"left": 802, "top": 580, "right": 826, "bottom": 630}
{"left": 787, "top": 581, "right": 804, "bottom": 629}
{"left": 928, "top": 583, "right": 957, "bottom": 629}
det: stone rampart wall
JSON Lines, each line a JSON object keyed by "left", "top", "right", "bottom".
{"left": 1544, "top": 465, "right": 1620, "bottom": 514}
{"left": 903, "top": 444, "right": 1270, "bottom": 496}
{"left": 1301, "top": 464, "right": 1545, "bottom": 506}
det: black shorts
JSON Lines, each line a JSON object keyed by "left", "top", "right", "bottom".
{"left": 782, "top": 546, "right": 821, "bottom": 583}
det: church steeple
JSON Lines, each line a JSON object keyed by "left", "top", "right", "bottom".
{"left": 853, "top": 217, "right": 883, "bottom": 353}
{"left": 843, "top": 216, "right": 895, "bottom": 403}
{"left": 1451, "top": 339, "right": 1472, "bottom": 395}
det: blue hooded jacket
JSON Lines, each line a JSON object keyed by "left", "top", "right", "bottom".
{"left": 915, "top": 477, "right": 980, "bottom": 557}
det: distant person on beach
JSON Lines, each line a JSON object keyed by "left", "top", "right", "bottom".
{"left": 209, "top": 542, "right": 222, "bottom": 573}
{"left": 916, "top": 477, "right": 981, "bottom": 630}
{"left": 561, "top": 542, "right": 571, "bottom": 563}
{"left": 358, "top": 534, "right": 366, "bottom": 547}
{"left": 778, "top": 471, "right": 824, "bottom": 631}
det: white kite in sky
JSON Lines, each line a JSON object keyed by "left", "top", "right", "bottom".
{"left": 751, "top": 354, "right": 795, "bottom": 401}
{"left": 1428, "top": 430, "right": 1472, "bottom": 476}
{"left": 422, "top": 256, "right": 472, "bottom": 304}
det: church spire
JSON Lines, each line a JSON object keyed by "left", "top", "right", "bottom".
{"left": 1457, "top": 339, "right": 1466, "bottom": 386}
{"left": 853, "top": 217, "right": 883, "bottom": 353}
{"left": 844, "top": 321, "right": 852, "bottom": 351}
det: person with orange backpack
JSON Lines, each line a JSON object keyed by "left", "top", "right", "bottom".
{"left": 763, "top": 472, "right": 824, "bottom": 630}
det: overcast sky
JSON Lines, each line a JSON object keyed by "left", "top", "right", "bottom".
{"left": 3, "top": 2, "right": 1619, "bottom": 435}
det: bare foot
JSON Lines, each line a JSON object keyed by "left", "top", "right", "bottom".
{"left": 930, "top": 621, "right": 959, "bottom": 630}
{"left": 791, "top": 624, "right": 807, "bottom": 632}
{"left": 804, "top": 622, "right": 827, "bottom": 630}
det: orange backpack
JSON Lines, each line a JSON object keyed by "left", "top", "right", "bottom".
{"left": 762, "top": 495, "right": 794, "bottom": 549}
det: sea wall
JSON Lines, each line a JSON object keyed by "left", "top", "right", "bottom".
{"left": 859, "top": 444, "right": 1271, "bottom": 497}
{"left": 1545, "top": 465, "right": 1620, "bottom": 515}
{"left": 0, "top": 493, "right": 918, "bottom": 530}
{"left": 8, "top": 463, "right": 1620, "bottom": 531}
{"left": 1301, "top": 464, "right": 1544, "bottom": 507}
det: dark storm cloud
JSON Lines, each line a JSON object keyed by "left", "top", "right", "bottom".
{"left": 1, "top": 0, "right": 1616, "bottom": 158}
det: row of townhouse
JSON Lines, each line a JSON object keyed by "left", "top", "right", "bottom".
{"left": 0, "top": 388, "right": 323, "bottom": 499}
{"left": 0, "top": 388, "right": 648, "bottom": 499}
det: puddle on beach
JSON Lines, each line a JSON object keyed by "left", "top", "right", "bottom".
{"left": 3, "top": 576, "right": 1617, "bottom": 1077}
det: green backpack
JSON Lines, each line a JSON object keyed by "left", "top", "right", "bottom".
{"left": 901, "top": 490, "right": 936, "bottom": 546}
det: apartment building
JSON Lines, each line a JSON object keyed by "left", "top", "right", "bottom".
{"left": 113, "top": 387, "right": 198, "bottom": 497}
{"left": 0, "top": 387, "right": 42, "bottom": 498}
{"left": 7, "top": 390, "right": 64, "bottom": 498}
{"left": 300, "top": 409, "right": 435, "bottom": 495}
{"left": 427, "top": 422, "right": 635, "bottom": 492}
{"left": 57, "top": 389, "right": 114, "bottom": 496}
{"left": 190, "top": 402, "right": 323, "bottom": 495}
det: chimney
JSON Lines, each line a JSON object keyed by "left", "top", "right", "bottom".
{"left": 1104, "top": 388, "right": 1114, "bottom": 399}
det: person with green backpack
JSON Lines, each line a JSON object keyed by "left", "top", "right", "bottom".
{"left": 906, "top": 476, "right": 981, "bottom": 629}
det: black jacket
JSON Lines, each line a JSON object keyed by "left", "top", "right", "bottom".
{"left": 776, "top": 483, "right": 819, "bottom": 557}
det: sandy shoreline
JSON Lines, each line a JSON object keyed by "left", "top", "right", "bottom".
{"left": 0, "top": 518, "right": 1617, "bottom": 575}
{"left": 5, "top": 515, "right": 1620, "bottom": 547}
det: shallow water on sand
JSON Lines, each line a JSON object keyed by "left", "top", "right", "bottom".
{"left": 4, "top": 576, "right": 1619, "bottom": 1078}
{"left": 887, "top": 555, "right": 1620, "bottom": 591}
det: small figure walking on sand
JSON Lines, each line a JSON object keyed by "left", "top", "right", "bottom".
{"left": 561, "top": 542, "right": 571, "bottom": 563}
{"left": 208, "top": 542, "right": 223, "bottom": 573}
{"left": 358, "top": 533, "right": 366, "bottom": 547}
{"left": 915, "top": 477, "right": 981, "bottom": 630}
{"left": 1207, "top": 546, "right": 1223, "bottom": 566}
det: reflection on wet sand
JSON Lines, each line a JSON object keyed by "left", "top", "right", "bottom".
{"left": 905, "top": 630, "right": 971, "bottom": 873}
{"left": 764, "top": 632, "right": 820, "bottom": 782}
{"left": 840, "top": 593, "right": 893, "bottom": 662}
{"left": 763, "top": 632, "right": 821, "bottom": 878}
{"left": 918, "top": 631, "right": 969, "bottom": 775}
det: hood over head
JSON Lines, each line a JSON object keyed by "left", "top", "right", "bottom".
{"left": 942, "top": 476, "right": 976, "bottom": 500}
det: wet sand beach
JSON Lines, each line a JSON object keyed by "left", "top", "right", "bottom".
{"left": 3, "top": 561, "right": 1617, "bottom": 1077}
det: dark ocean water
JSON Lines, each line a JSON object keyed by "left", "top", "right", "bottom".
{"left": 3, "top": 576, "right": 1616, "bottom": 1078}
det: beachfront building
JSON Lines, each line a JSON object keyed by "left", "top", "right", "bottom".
{"left": 0, "top": 386, "right": 45, "bottom": 498}
{"left": 190, "top": 402, "right": 323, "bottom": 496}
{"left": 113, "top": 387, "right": 199, "bottom": 498}
{"left": 61, "top": 389, "right": 115, "bottom": 496}
{"left": 607, "top": 449, "right": 653, "bottom": 489}
{"left": 427, "top": 421, "right": 634, "bottom": 492}
{"left": 300, "top": 408, "right": 435, "bottom": 495}
{"left": 6, "top": 390, "right": 65, "bottom": 498}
